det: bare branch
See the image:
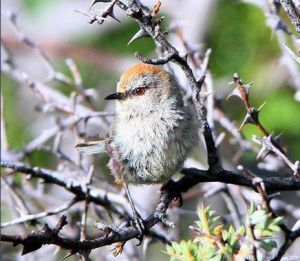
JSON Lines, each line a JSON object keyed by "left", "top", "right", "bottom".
{"left": 279, "top": 0, "right": 300, "bottom": 34}
{"left": 1, "top": 198, "right": 78, "bottom": 228}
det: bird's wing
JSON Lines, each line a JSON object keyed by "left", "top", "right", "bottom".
{"left": 75, "top": 140, "right": 106, "bottom": 154}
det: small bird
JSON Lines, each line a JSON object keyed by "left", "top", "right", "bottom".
{"left": 76, "top": 63, "right": 198, "bottom": 230}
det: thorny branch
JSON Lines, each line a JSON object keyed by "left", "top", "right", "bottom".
{"left": 279, "top": 0, "right": 300, "bottom": 34}
{"left": 1, "top": 0, "right": 300, "bottom": 259}
{"left": 0, "top": 161, "right": 130, "bottom": 220}
{"left": 2, "top": 160, "right": 299, "bottom": 254}
{"left": 228, "top": 73, "right": 300, "bottom": 176}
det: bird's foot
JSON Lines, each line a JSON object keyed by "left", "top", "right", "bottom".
{"left": 130, "top": 211, "right": 147, "bottom": 246}
{"left": 172, "top": 192, "right": 183, "bottom": 207}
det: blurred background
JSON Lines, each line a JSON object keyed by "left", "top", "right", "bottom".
{"left": 1, "top": 0, "right": 300, "bottom": 260}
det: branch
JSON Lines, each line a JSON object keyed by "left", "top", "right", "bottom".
{"left": 0, "top": 181, "right": 175, "bottom": 254}
{"left": 2, "top": 1, "right": 299, "bottom": 258}
{"left": 0, "top": 160, "right": 130, "bottom": 220}
{"left": 279, "top": 0, "right": 300, "bottom": 34}
{"left": 228, "top": 73, "right": 299, "bottom": 176}
{"left": 180, "top": 168, "right": 300, "bottom": 193}
{"left": 271, "top": 223, "right": 300, "bottom": 261}
{"left": 1, "top": 198, "right": 78, "bottom": 228}
{"left": 2, "top": 164, "right": 299, "bottom": 254}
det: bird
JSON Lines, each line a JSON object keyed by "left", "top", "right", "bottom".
{"left": 76, "top": 63, "right": 198, "bottom": 233}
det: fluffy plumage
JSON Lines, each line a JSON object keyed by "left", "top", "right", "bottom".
{"left": 77, "top": 63, "right": 198, "bottom": 184}
{"left": 106, "top": 64, "right": 198, "bottom": 184}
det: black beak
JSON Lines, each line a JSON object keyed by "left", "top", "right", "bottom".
{"left": 104, "top": 92, "right": 124, "bottom": 100}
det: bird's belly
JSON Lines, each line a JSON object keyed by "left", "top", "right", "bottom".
{"left": 109, "top": 110, "right": 197, "bottom": 184}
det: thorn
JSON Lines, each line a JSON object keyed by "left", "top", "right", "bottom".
{"left": 102, "top": 1, "right": 121, "bottom": 23}
{"left": 197, "top": 75, "right": 206, "bottom": 87}
{"left": 293, "top": 161, "right": 300, "bottom": 177}
{"left": 22, "top": 243, "right": 43, "bottom": 256}
{"left": 109, "top": 13, "right": 121, "bottom": 23}
{"left": 239, "top": 110, "right": 256, "bottom": 130}
{"left": 226, "top": 86, "right": 241, "bottom": 100}
{"left": 127, "top": 28, "right": 149, "bottom": 45}
{"left": 239, "top": 107, "right": 260, "bottom": 130}
{"left": 89, "top": 0, "right": 112, "bottom": 11}
{"left": 226, "top": 82, "right": 253, "bottom": 100}
{"left": 181, "top": 53, "right": 188, "bottom": 62}
{"left": 253, "top": 135, "right": 273, "bottom": 159}
{"left": 243, "top": 82, "right": 253, "bottom": 94}
{"left": 273, "top": 132, "right": 284, "bottom": 145}
{"left": 157, "top": 16, "right": 165, "bottom": 24}
{"left": 75, "top": 9, "right": 92, "bottom": 18}
{"left": 59, "top": 251, "right": 77, "bottom": 261}
{"left": 257, "top": 101, "right": 266, "bottom": 111}
{"left": 201, "top": 91, "right": 213, "bottom": 103}
{"left": 75, "top": 10, "right": 108, "bottom": 24}
{"left": 256, "top": 144, "right": 272, "bottom": 159}
{"left": 276, "top": 19, "right": 291, "bottom": 34}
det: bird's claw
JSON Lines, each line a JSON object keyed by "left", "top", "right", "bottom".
{"left": 130, "top": 212, "right": 147, "bottom": 246}
{"left": 172, "top": 192, "right": 183, "bottom": 207}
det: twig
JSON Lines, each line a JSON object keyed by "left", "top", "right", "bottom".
{"left": 80, "top": 165, "right": 95, "bottom": 241}
{"left": 221, "top": 186, "right": 242, "bottom": 228}
{"left": 1, "top": 198, "right": 78, "bottom": 228}
{"left": 2, "top": 1, "right": 300, "bottom": 258}
{"left": 279, "top": 0, "right": 300, "bottom": 34}
{"left": 271, "top": 223, "right": 300, "bottom": 261}
{"left": 253, "top": 135, "right": 300, "bottom": 176}
{"left": 229, "top": 74, "right": 299, "bottom": 175}
{"left": 1, "top": 176, "right": 30, "bottom": 217}
{"left": 0, "top": 161, "right": 130, "bottom": 219}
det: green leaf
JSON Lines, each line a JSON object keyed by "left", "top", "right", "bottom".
{"left": 249, "top": 210, "right": 268, "bottom": 225}
{"left": 260, "top": 239, "right": 277, "bottom": 251}
{"left": 166, "top": 204, "right": 283, "bottom": 261}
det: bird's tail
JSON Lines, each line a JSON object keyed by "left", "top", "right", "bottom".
{"left": 75, "top": 140, "right": 105, "bottom": 154}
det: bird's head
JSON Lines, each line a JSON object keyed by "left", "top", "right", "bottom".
{"left": 105, "top": 63, "right": 181, "bottom": 115}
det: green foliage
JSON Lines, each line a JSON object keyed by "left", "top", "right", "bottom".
{"left": 166, "top": 205, "right": 283, "bottom": 261}
{"left": 260, "top": 89, "right": 300, "bottom": 135}
{"left": 207, "top": 0, "right": 280, "bottom": 79}
{"left": 79, "top": 20, "right": 155, "bottom": 56}
{"left": 207, "top": 0, "right": 299, "bottom": 161}
{"left": 24, "top": 0, "right": 54, "bottom": 14}
{"left": 246, "top": 202, "right": 283, "bottom": 253}
{"left": 1, "top": 74, "right": 33, "bottom": 150}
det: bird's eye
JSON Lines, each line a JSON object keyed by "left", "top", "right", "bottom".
{"left": 135, "top": 87, "right": 146, "bottom": 96}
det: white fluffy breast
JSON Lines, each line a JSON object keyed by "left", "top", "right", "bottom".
{"left": 109, "top": 97, "right": 198, "bottom": 184}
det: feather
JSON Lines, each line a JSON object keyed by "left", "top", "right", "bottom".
{"left": 75, "top": 140, "right": 105, "bottom": 154}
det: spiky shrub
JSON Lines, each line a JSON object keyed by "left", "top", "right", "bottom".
{"left": 166, "top": 204, "right": 283, "bottom": 261}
